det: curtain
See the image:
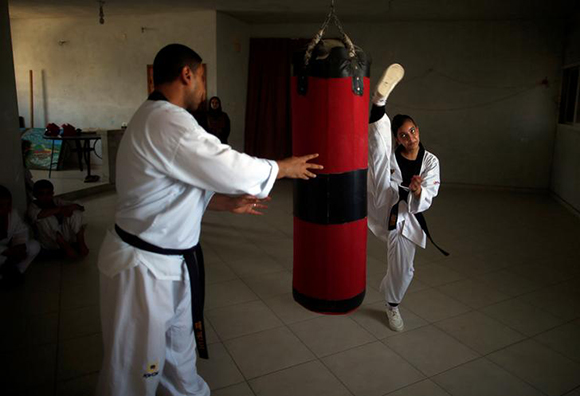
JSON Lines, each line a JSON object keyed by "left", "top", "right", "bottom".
{"left": 245, "top": 38, "right": 307, "bottom": 160}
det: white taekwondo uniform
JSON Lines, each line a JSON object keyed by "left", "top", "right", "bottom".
{"left": 367, "top": 113, "right": 440, "bottom": 304}
{"left": 27, "top": 197, "right": 83, "bottom": 250}
{"left": 96, "top": 97, "right": 278, "bottom": 396}
{"left": 0, "top": 209, "right": 40, "bottom": 276}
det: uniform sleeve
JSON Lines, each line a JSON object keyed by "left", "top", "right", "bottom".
{"left": 27, "top": 202, "right": 41, "bottom": 223}
{"left": 9, "top": 210, "right": 30, "bottom": 245}
{"left": 368, "top": 115, "right": 395, "bottom": 209}
{"left": 169, "top": 122, "right": 278, "bottom": 199}
{"left": 408, "top": 154, "right": 440, "bottom": 214}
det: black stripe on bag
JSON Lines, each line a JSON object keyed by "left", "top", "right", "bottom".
{"left": 114, "top": 224, "right": 209, "bottom": 359}
{"left": 293, "top": 169, "right": 367, "bottom": 225}
{"left": 293, "top": 288, "right": 366, "bottom": 314}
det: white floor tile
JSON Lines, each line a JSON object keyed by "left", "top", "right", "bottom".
{"left": 488, "top": 339, "right": 580, "bottom": 396}
{"left": 383, "top": 325, "right": 480, "bottom": 376}
{"left": 197, "top": 342, "right": 245, "bottom": 390}
{"left": 481, "top": 299, "right": 566, "bottom": 336}
{"left": 249, "top": 360, "right": 351, "bottom": 396}
{"left": 322, "top": 341, "right": 425, "bottom": 396}
{"left": 432, "top": 358, "right": 544, "bottom": 396}
{"left": 401, "top": 288, "right": 471, "bottom": 323}
{"left": 206, "top": 300, "right": 283, "bottom": 340}
{"left": 289, "top": 315, "right": 375, "bottom": 357}
{"left": 385, "top": 379, "right": 451, "bottom": 396}
{"left": 4, "top": 186, "right": 580, "bottom": 396}
{"left": 435, "top": 311, "right": 525, "bottom": 355}
{"left": 534, "top": 321, "right": 580, "bottom": 363}
{"left": 224, "top": 327, "right": 315, "bottom": 379}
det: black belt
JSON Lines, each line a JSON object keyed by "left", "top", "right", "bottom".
{"left": 388, "top": 188, "right": 449, "bottom": 257}
{"left": 114, "top": 224, "right": 209, "bottom": 359}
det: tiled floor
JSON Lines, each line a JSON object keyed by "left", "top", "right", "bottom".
{"left": 2, "top": 181, "right": 580, "bottom": 396}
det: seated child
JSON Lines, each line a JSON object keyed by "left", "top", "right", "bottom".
{"left": 28, "top": 180, "right": 89, "bottom": 259}
{"left": 0, "top": 185, "right": 40, "bottom": 286}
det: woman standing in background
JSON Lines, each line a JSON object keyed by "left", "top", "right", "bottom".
{"left": 206, "top": 96, "right": 231, "bottom": 144}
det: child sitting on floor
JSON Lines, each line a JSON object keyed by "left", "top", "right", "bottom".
{"left": 0, "top": 185, "right": 40, "bottom": 286}
{"left": 28, "top": 180, "right": 89, "bottom": 259}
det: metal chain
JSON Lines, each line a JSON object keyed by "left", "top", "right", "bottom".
{"left": 330, "top": 9, "right": 356, "bottom": 59}
{"left": 303, "top": 0, "right": 357, "bottom": 66}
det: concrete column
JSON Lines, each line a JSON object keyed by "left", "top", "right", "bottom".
{"left": 0, "top": 0, "right": 25, "bottom": 211}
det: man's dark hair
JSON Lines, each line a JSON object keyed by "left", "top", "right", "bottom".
{"left": 391, "top": 114, "right": 417, "bottom": 137}
{"left": 153, "top": 44, "right": 203, "bottom": 86}
{"left": 0, "top": 185, "right": 11, "bottom": 201}
{"left": 33, "top": 179, "right": 54, "bottom": 196}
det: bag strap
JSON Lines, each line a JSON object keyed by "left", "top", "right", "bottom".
{"left": 303, "top": 0, "right": 357, "bottom": 67}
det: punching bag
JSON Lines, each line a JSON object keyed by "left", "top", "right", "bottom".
{"left": 292, "top": 20, "right": 371, "bottom": 314}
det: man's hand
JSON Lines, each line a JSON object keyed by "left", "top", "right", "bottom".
{"left": 410, "top": 175, "right": 423, "bottom": 197}
{"left": 276, "top": 154, "right": 323, "bottom": 180}
{"left": 208, "top": 194, "right": 271, "bottom": 215}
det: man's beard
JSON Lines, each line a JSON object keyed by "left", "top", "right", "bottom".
{"left": 186, "top": 90, "right": 200, "bottom": 113}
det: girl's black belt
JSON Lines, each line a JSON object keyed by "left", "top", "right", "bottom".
{"left": 387, "top": 189, "right": 449, "bottom": 257}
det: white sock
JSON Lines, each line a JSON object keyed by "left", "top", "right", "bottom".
{"left": 372, "top": 93, "right": 387, "bottom": 107}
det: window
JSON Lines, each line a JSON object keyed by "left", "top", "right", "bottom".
{"left": 559, "top": 65, "right": 580, "bottom": 125}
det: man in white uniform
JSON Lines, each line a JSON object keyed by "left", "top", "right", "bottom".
{"left": 96, "top": 44, "right": 322, "bottom": 396}
{"left": 367, "top": 64, "right": 443, "bottom": 332}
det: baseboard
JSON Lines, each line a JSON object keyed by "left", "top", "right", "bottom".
{"left": 442, "top": 182, "right": 548, "bottom": 195}
{"left": 550, "top": 192, "right": 580, "bottom": 219}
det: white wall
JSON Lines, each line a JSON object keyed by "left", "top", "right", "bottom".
{"left": 551, "top": 10, "right": 580, "bottom": 213}
{"left": 9, "top": 12, "right": 568, "bottom": 192}
{"left": 11, "top": 11, "right": 218, "bottom": 131}
{"left": 0, "top": 0, "right": 25, "bottom": 211}
{"left": 252, "top": 20, "right": 564, "bottom": 190}
{"left": 216, "top": 12, "right": 250, "bottom": 151}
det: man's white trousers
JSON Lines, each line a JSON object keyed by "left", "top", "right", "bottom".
{"left": 96, "top": 263, "right": 210, "bottom": 396}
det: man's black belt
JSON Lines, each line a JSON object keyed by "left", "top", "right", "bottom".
{"left": 114, "top": 224, "right": 209, "bottom": 359}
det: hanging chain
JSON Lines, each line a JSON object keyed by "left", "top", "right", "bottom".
{"left": 303, "top": 0, "right": 357, "bottom": 66}
{"left": 98, "top": 0, "right": 105, "bottom": 24}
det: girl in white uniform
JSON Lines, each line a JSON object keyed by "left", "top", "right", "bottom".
{"left": 367, "top": 64, "right": 442, "bottom": 331}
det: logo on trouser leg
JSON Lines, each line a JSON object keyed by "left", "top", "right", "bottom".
{"left": 143, "top": 361, "right": 160, "bottom": 378}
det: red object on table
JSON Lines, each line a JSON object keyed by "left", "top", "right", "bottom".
{"left": 61, "top": 123, "right": 78, "bottom": 137}
{"left": 45, "top": 123, "right": 60, "bottom": 137}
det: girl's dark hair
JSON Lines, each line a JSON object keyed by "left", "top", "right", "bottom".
{"left": 391, "top": 114, "right": 417, "bottom": 137}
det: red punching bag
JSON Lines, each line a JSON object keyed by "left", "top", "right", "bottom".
{"left": 292, "top": 17, "right": 371, "bottom": 314}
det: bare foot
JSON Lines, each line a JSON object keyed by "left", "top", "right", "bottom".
{"left": 57, "top": 234, "right": 79, "bottom": 259}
